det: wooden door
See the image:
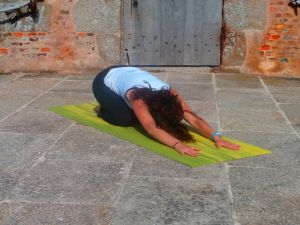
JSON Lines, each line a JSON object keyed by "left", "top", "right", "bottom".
{"left": 122, "top": 0, "right": 223, "bottom": 66}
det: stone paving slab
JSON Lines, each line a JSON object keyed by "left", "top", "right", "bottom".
{"left": 0, "top": 78, "right": 61, "bottom": 99}
{"left": 0, "top": 170, "right": 22, "bottom": 202}
{"left": 166, "top": 72, "right": 212, "bottom": 83}
{"left": 11, "top": 160, "right": 123, "bottom": 205}
{"left": 216, "top": 88, "right": 277, "bottom": 111}
{"left": 67, "top": 73, "right": 98, "bottom": 80}
{"left": 170, "top": 82, "right": 215, "bottom": 102}
{"left": 49, "top": 80, "right": 93, "bottom": 94}
{"left": 112, "top": 176, "right": 233, "bottom": 225}
{"left": 293, "top": 124, "right": 300, "bottom": 136}
{"left": 0, "top": 202, "right": 112, "bottom": 225}
{"left": 265, "top": 87, "right": 300, "bottom": 104}
{"left": 22, "top": 92, "right": 95, "bottom": 113}
{"left": 17, "top": 73, "right": 68, "bottom": 80}
{"left": 229, "top": 167, "right": 300, "bottom": 225}
{"left": 0, "top": 132, "right": 57, "bottom": 172}
{"left": 0, "top": 74, "right": 19, "bottom": 83}
{"left": 215, "top": 74, "right": 264, "bottom": 89}
{"left": 219, "top": 108, "right": 292, "bottom": 133}
{"left": 129, "top": 149, "right": 226, "bottom": 179}
{"left": 0, "top": 99, "right": 30, "bottom": 120}
{"left": 0, "top": 111, "right": 72, "bottom": 134}
{"left": 223, "top": 131, "right": 300, "bottom": 170}
{"left": 279, "top": 104, "right": 300, "bottom": 124}
{"left": 184, "top": 100, "right": 218, "bottom": 123}
{"left": 45, "top": 124, "right": 137, "bottom": 162}
{"left": 261, "top": 77, "right": 300, "bottom": 88}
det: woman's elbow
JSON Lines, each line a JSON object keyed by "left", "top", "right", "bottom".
{"left": 144, "top": 122, "right": 157, "bottom": 135}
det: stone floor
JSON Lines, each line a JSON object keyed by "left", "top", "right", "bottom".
{"left": 0, "top": 69, "right": 300, "bottom": 225}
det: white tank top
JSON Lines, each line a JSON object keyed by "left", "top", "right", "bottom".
{"left": 104, "top": 67, "right": 170, "bottom": 108}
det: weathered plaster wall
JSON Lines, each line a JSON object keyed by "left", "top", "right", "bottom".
{"left": 222, "top": 0, "right": 268, "bottom": 68}
{"left": 0, "top": 0, "right": 120, "bottom": 73}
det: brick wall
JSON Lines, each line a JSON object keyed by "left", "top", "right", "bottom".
{"left": 241, "top": 0, "right": 300, "bottom": 77}
{"left": 0, "top": 0, "right": 119, "bottom": 73}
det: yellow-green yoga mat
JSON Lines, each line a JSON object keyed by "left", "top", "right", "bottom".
{"left": 48, "top": 102, "right": 271, "bottom": 168}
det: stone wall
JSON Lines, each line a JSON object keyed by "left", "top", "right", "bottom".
{"left": 0, "top": 0, "right": 299, "bottom": 77}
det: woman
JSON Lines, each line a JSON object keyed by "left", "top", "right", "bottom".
{"left": 92, "top": 65, "right": 240, "bottom": 157}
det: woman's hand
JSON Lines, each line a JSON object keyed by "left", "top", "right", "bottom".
{"left": 214, "top": 137, "right": 240, "bottom": 150}
{"left": 174, "top": 142, "right": 201, "bottom": 157}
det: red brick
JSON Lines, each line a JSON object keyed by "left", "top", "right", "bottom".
{"left": 269, "top": 6, "right": 277, "bottom": 12}
{"left": 77, "top": 32, "right": 86, "bottom": 38}
{"left": 12, "top": 32, "right": 24, "bottom": 38}
{"left": 260, "top": 45, "right": 271, "bottom": 51}
{"left": 27, "top": 32, "right": 37, "bottom": 37}
{"left": 40, "top": 47, "right": 50, "bottom": 53}
{"left": 37, "top": 32, "right": 47, "bottom": 36}
{"left": 270, "top": 34, "right": 281, "bottom": 40}
{"left": 0, "top": 48, "right": 8, "bottom": 54}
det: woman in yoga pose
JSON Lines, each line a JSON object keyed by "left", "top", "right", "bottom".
{"left": 92, "top": 65, "right": 240, "bottom": 157}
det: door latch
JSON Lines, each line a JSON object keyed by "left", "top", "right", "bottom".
{"left": 288, "top": 0, "right": 300, "bottom": 15}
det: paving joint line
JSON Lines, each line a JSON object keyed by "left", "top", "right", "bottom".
{"left": 222, "top": 129, "right": 294, "bottom": 134}
{"left": 30, "top": 122, "right": 76, "bottom": 169}
{"left": 259, "top": 77, "right": 300, "bottom": 140}
{"left": 2, "top": 199, "right": 113, "bottom": 207}
{"left": 112, "top": 148, "right": 138, "bottom": 207}
{"left": 228, "top": 165, "right": 298, "bottom": 171}
{"left": 215, "top": 87, "right": 266, "bottom": 92}
{"left": 224, "top": 164, "right": 241, "bottom": 225}
{"left": 0, "top": 75, "right": 71, "bottom": 123}
{"left": 128, "top": 174, "right": 218, "bottom": 181}
{"left": 0, "top": 73, "right": 24, "bottom": 87}
{"left": 218, "top": 106, "right": 280, "bottom": 113}
{"left": 8, "top": 122, "right": 76, "bottom": 203}
{"left": 213, "top": 73, "right": 240, "bottom": 225}
{"left": 214, "top": 74, "right": 240, "bottom": 225}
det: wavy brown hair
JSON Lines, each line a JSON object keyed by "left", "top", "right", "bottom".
{"left": 132, "top": 87, "right": 194, "bottom": 142}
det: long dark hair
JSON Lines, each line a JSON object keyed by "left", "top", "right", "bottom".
{"left": 132, "top": 86, "right": 194, "bottom": 142}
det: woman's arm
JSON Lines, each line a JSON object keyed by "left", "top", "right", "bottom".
{"left": 171, "top": 89, "right": 240, "bottom": 150}
{"left": 127, "top": 91, "right": 200, "bottom": 157}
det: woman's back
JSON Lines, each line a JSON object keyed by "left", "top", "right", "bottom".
{"left": 104, "top": 67, "right": 169, "bottom": 108}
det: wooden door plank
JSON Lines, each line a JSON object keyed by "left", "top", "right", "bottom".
{"left": 160, "top": 0, "right": 186, "bottom": 65}
{"left": 202, "top": 0, "right": 222, "bottom": 65}
{"left": 183, "top": 0, "right": 204, "bottom": 65}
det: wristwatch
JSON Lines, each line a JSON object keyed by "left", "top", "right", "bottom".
{"left": 211, "top": 131, "right": 222, "bottom": 142}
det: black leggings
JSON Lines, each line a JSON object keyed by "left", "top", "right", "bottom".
{"left": 92, "top": 65, "right": 138, "bottom": 127}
